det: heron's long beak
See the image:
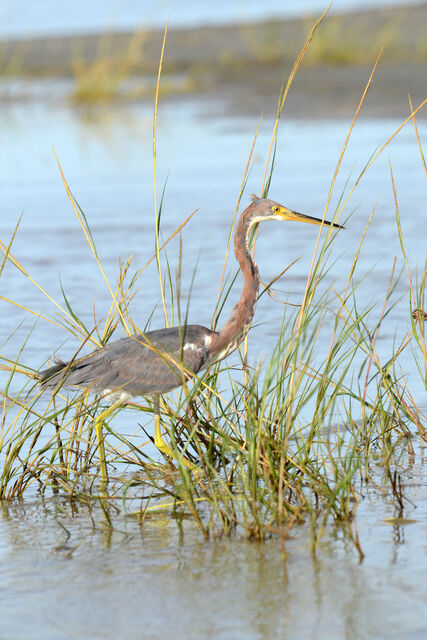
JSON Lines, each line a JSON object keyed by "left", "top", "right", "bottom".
{"left": 280, "top": 208, "right": 344, "bottom": 229}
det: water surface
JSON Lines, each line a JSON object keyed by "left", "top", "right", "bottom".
{"left": 0, "top": 94, "right": 426, "bottom": 639}
{"left": 1, "top": 448, "right": 427, "bottom": 640}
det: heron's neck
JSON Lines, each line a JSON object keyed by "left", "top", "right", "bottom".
{"left": 210, "top": 209, "right": 259, "bottom": 360}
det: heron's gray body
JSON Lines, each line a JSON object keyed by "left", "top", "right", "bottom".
{"left": 40, "top": 324, "right": 217, "bottom": 397}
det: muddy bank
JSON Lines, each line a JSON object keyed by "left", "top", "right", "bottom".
{"left": 0, "top": 3, "right": 426, "bottom": 118}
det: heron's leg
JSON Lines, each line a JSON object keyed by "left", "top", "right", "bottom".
{"left": 152, "top": 394, "right": 198, "bottom": 472}
{"left": 94, "top": 416, "right": 108, "bottom": 487}
{"left": 93, "top": 399, "right": 123, "bottom": 486}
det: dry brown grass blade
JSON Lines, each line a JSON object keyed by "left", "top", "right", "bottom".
{"left": 153, "top": 20, "right": 170, "bottom": 327}
{"left": 300, "top": 52, "right": 381, "bottom": 324}
{"left": 0, "top": 215, "right": 21, "bottom": 277}
{"left": 258, "top": 257, "right": 302, "bottom": 303}
{"left": 323, "top": 51, "right": 382, "bottom": 222}
{"left": 389, "top": 161, "right": 417, "bottom": 309}
{"left": 138, "top": 207, "right": 200, "bottom": 277}
{"left": 261, "top": 3, "right": 332, "bottom": 195}
{"left": 0, "top": 235, "right": 93, "bottom": 340}
{"left": 408, "top": 94, "right": 427, "bottom": 180}
{"left": 354, "top": 97, "right": 427, "bottom": 190}
{"left": 54, "top": 149, "right": 131, "bottom": 337}
{"left": 0, "top": 296, "right": 67, "bottom": 332}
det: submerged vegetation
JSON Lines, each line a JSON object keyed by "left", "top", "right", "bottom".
{"left": 0, "top": 12, "right": 426, "bottom": 557}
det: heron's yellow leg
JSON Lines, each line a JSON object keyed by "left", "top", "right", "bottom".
{"left": 153, "top": 396, "right": 199, "bottom": 473}
{"left": 94, "top": 416, "right": 108, "bottom": 487}
{"left": 93, "top": 399, "right": 123, "bottom": 486}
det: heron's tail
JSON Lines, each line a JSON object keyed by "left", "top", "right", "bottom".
{"left": 39, "top": 357, "right": 69, "bottom": 391}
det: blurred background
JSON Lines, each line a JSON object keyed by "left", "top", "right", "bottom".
{"left": 1, "top": 0, "right": 427, "bottom": 36}
{"left": 1, "top": 0, "right": 427, "bottom": 112}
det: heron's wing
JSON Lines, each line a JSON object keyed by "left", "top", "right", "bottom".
{"left": 100, "top": 325, "right": 213, "bottom": 394}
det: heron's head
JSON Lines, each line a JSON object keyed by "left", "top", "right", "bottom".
{"left": 248, "top": 196, "right": 344, "bottom": 229}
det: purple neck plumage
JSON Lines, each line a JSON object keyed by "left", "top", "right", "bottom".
{"left": 209, "top": 204, "right": 260, "bottom": 360}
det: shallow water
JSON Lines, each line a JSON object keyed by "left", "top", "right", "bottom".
{"left": 1, "top": 448, "right": 427, "bottom": 640}
{"left": 0, "top": 94, "right": 426, "bottom": 638}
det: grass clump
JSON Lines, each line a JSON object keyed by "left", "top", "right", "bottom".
{"left": 1, "top": 13, "right": 426, "bottom": 557}
{"left": 68, "top": 29, "right": 148, "bottom": 104}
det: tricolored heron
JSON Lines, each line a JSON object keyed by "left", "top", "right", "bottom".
{"left": 40, "top": 196, "right": 343, "bottom": 481}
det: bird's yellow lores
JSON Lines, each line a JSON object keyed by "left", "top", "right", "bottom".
{"left": 40, "top": 197, "right": 344, "bottom": 482}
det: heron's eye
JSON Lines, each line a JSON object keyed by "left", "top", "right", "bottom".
{"left": 272, "top": 205, "right": 280, "bottom": 213}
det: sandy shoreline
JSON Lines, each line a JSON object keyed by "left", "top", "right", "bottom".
{"left": 0, "top": 3, "right": 426, "bottom": 118}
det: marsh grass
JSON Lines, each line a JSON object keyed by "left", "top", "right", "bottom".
{"left": 228, "top": 12, "right": 403, "bottom": 70}
{"left": 68, "top": 24, "right": 196, "bottom": 104}
{"left": 68, "top": 28, "right": 160, "bottom": 104}
{"left": 0, "top": 13, "right": 426, "bottom": 555}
